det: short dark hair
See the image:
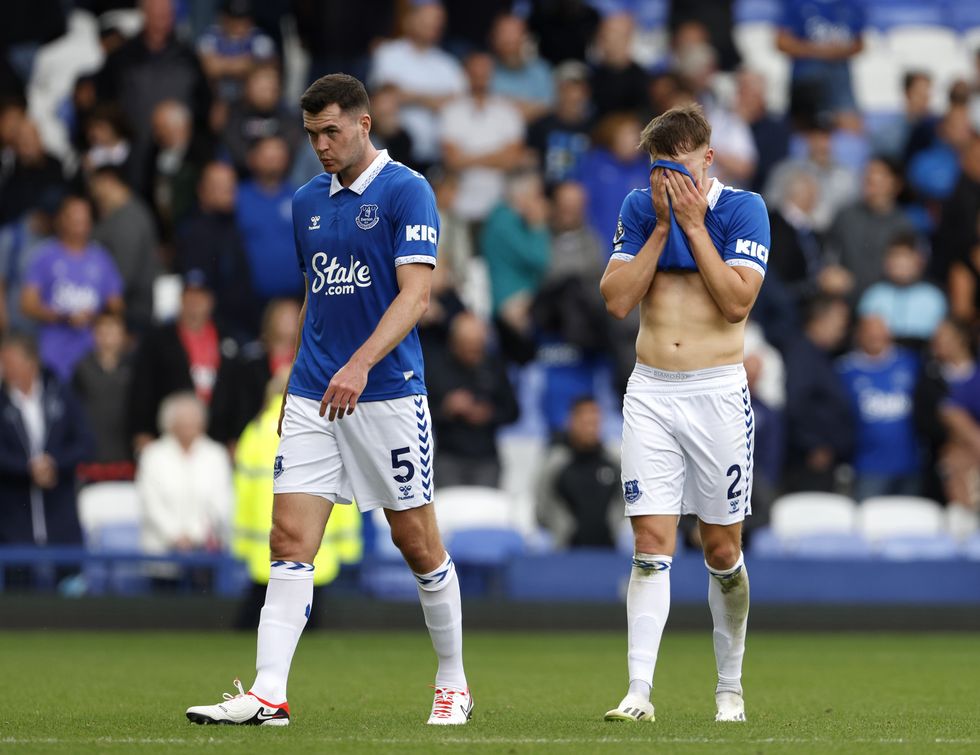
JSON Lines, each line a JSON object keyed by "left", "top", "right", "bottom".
{"left": 804, "top": 294, "right": 849, "bottom": 327}
{"left": 886, "top": 230, "right": 922, "bottom": 253}
{"left": 0, "top": 330, "right": 39, "bottom": 361}
{"left": 569, "top": 395, "right": 598, "bottom": 413}
{"left": 300, "top": 73, "right": 370, "bottom": 116}
{"left": 903, "top": 70, "right": 930, "bottom": 94}
{"left": 639, "top": 103, "right": 711, "bottom": 158}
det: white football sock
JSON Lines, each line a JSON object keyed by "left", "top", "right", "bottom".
{"left": 707, "top": 553, "right": 749, "bottom": 696}
{"left": 627, "top": 553, "right": 672, "bottom": 700}
{"left": 414, "top": 553, "right": 467, "bottom": 690}
{"left": 251, "top": 561, "right": 314, "bottom": 703}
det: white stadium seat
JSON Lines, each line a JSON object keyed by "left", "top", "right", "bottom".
{"left": 857, "top": 496, "right": 945, "bottom": 541}
{"left": 77, "top": 481, "right": 141, "bottom": 549}
{"left": 769, "top": 492, "right": 858, "bottom": 539}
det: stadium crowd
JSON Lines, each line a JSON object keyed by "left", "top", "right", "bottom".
{"left": 1, "top": 0, "right": 980, "bottom": 574}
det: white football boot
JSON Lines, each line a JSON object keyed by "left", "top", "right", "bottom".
{"left": 186, "top": 678, "right": 290, "bottom": 726}
{"left": 715, "top": 691, "right": 746, "bottom": 722}
{"left": 604, "top": 695, "right": 655, "bottom": 722}
{"left": 426, "top": 686, "right": 473, "bottom": 725}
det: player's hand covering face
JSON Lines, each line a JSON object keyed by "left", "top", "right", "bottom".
{"left": 303, "top": 104, "right": 370, "bottom": 176}
{"left": 649, "top": 167, "right": 670, "bottom": 225}
{"left": 664, "top": 169, "right": 708, "bottom": 232}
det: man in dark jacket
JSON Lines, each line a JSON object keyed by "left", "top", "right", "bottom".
{"left": 128, "top": 270, "right": 245, "bottom": 455}
{"left": 0, "top": 332, "right": 92, "bottom": 585}
{"left": 426, "top": 311, "right": 519, "bottom": 488}
{"left": 175, "top": 161, "right": 257, "bottom": 342}
{"left": 782, "top": 295, "right": 855, "bottom": 492}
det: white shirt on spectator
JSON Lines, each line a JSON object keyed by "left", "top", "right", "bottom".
{"left": 136, "top": 434, "right": 233, "bottom": 555}
{"left": 440, "top": 95, "right": 525, "bottom": 221}
{"left": 370, "top": 39, "right": 466, "bottom": 163}
{"left": 10, "top": 380, "right": 45, "bottom": 457}
{"left": 705, "top": 103, "right": 758, "bottom": 189}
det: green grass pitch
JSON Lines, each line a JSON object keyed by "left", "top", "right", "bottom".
{"left": 0, "top": 630, "right": 977, "bottom": 753}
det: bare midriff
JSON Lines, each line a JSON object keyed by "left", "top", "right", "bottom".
{"left": 635, "top": 270, "right": 746, "bottom": 372}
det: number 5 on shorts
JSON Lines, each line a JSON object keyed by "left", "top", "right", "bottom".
{"left": 391, "top": 447, "right": 415, "bottom": 483}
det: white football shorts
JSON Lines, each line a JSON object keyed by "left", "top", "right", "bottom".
{"left": 620, "top": 362, "right": 753, "bottom": 525}
{"left": 273, "top": 393, "right": 434, "bottom": 512}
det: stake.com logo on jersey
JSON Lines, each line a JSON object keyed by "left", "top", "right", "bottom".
{"left": 310, "top": 252, "right": 372, "bottom": 295}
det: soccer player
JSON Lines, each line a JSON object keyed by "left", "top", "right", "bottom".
{"left": 186, "top": 74, "right": 472, "bottom": 726}
{"left": 599, "top": 104, "right": 770, "bottom": 724}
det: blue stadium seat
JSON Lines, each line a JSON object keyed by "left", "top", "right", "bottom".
{"left": 786, "top": 533, "right": 874, "bottom": 560}
{"left": 748, "top": 526, "right": 784, "bottom": 557}
{"left": 963, "top": 534, "right": 980, "bottom": 560}
{"left": 865, "top": 0, "right": 947, "bottom": 31}
{"left": 948, "top": 0, "right": 980, "bottom": 32}
{"left": 734, "top": 0, "right": 782, "bottom": 25}
{"left": 878, "top": 534, "right": 960, "bottom": 561}
{"left": 448, "top": 528, "right": 526, "bottom": 567}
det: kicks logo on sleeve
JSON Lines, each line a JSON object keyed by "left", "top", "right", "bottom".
{"left": 734, "top": 238, "right": 769, "bottom": 263}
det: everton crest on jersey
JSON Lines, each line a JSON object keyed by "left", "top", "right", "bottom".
{"left": 610, "top": 171, "right": 771, "bottom": 279}
{"left": 288, "top": 150, "right": 439, "bottom": 403}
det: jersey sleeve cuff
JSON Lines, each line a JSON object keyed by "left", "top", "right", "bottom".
{"left": 394, "top": 254, "right": 437, "bottom": 268}
{"left": 725, "top": 258, "right": 766, "bottom": 278}
{"left": 610, "top": 252, "right": 635, "bottom": 262}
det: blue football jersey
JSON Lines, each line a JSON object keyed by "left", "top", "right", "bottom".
{"left": 288, "top": 150, "right": 438, "bottom": 403}
{"left": 610, "top": 168, "right": 771, "bottom": 279}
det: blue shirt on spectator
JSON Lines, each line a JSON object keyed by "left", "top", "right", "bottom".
{"left": 946, "top": 366, "right": 980, "bottom": 421}
{"left": 836, "top": 347, "right": 920, "bottom": 476}
{"left": 492, "top": 60, "right": 555, "bottom": 110}
{"left": 575, "top": 148, "right": 650, "bottom": 253}
{"left": 236, "top": 180, "right": 304, "bottom": 301}
{"left": 780, "top": 0, "right": 865, "bottom": 80}
{"left": 858, "top": 282, "right": 947, "bottom": 341}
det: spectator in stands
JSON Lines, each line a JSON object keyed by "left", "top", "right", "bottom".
{"left": 915, "top": 319, "right": 976, "bottom": 505}
{"left": 0, "top": 332, "right": 91, "bottom": 555}
{"left": 0, "top": 192, "right": 59, "bottom": 336}
{"left": 128, "top": 270, "right": 244, "bottom": 454}
{"left": 370, "top": 0, "right": 465, "bottom": 167}
{"left": 0, "top": 96, "right": 26, "bottom": 184}
{"left": 223, "top": 63, "right": 303, "bottom": 179}
{"left": 776, "top": 0, "right": 864, "bottom": 131}
{"left": 235, "top": 137, "right": 302, "bottom": 305}
{"left": 232, "top": 371, "right": 362, "bottom": 628}
{"left": 935, "top": 136, "right": 980, "bottom": 286}
{"left": 535, "top": 396, "right": 619, "bottom": 549}
{"left": 369, "top": 85, "right": 415, "bottom": 168}
{"left": 238, "top": 298, "right": 301, "bottom": 433}
{"left": 88, "top": 165, "right": 160, "bottom": 333}
{"left": 672, "top": 33, "right": 756, "bottom": 188}
{"left": 858, "top": 233, "right": 947, "bottom": 349}
{"left": 148, "top": 100, "right": 209, "bottom": 242}
{"left": 426, "top": 311, "right": 519, "bottom": 488}
{"left": 873, "top": 71, "right": 936, "bottom": 161}
{"left": 489, "top": 14, "right": 554, "bottom": 123}
{"left": 940, "top": 347, "right": 980, "bottom": 513}
{"left": 782, "top": 296, "right": 854, "bottom": 492}
{"left": 837, "top": 315, "right": 921, "bottom": 500}
{"left": 577, "top": 112, "right": 649, "bottom": 246}
{"left": 293, "top": 0, "right": 394, "bottom": 86}
{"left": 20, "top": 196, "right": 124, "bottom": 381}
{"left": 949, "top": 232, "right": 980, "bottom": 328}
{"left": 136, "top": 392, "right": 233, "bottom": 558}
{"left": 670, "top": 1, "right": 741, "bottom": 73}
{"left": 826, "top": 157, "right": 915, "bottom": 297}
{"left": 590, "top": 13, "right": 649, "bottom": 119}
{"left": 907, "top": 101, "right": 973, "bottom": 208}
{"left": 744, "top": 321, "right": 786, "bottom": 493}
{"left": 735, "top": 69, "right": 791, "bottom": 193}
{"left": 197, "top": 0, "right": 276, "bottom": 106}
{"left": 764, "top": 121, "right": 860, "bottom": 232}
{"left": 0, "top": 118, "right": 65, "bottom": 227}
{"left": 481, "top": 170, "right": 551, "bottom": 339}
{"left": 94, "top": 0, "right": 211, "bottom": 193}
{"left": 427, "top": 168, "right": 474, "bottom": 310}
{"left": 533, "top": 180, "right": 606, "bottom": 352}
{"left": 72, "top": 311, "right": 133, "bottom": 481}
{"left": 176, "top": 162, "right": 256, "bottom": 342}
{"left": 527, "top": 0, "right": 600, "bottom": 66}
{"left": 767, "top": 169, "right": 825, "bottom": 309}
{"left": 528, "top": 61, "right": 593, "bottom": 190}
{"left": 79, "top": 105, "right": 135, "bottom": 186}
{"left": 440, "top": 51, "right": 526, "bottom": 225}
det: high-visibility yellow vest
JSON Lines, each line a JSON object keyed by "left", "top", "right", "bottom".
{"left": 233, "top": 400, "right": 363, "bottom": 585}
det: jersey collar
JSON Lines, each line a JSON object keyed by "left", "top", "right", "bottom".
{"left": 705, "top": 177, "right": 723, "bottom": 210}
{"left": 329, "top": 149, "right": 391, "bottom": 197}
